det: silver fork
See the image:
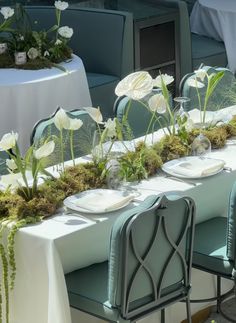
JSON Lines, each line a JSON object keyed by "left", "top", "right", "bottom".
{"left": 162, "top": 174, "right": 198, "bottom": 186}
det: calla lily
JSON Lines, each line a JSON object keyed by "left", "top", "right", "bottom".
{"left": 54, "top": 108, "right": 71, "bottom": 130}
{"left": 83, "top": 107, "right": 103, "bottom": 123}
{"left": 67, "top": 118, "right": 83, "bottom": 130}
{"left": 6, "top": 159, "right": 17, "bottom": 171}
{"left": 187, "top": 78, "right": 205, "bottom": 88}
{"left": 34, "top": 141, "right": 55, "bottom": 160}
{"left": 0, "top": 131, "right": 18, "bottom": 150}
{"left": 194, "top": 69, "right": 207, "bottom": 82}
{"left": 104, "top": 118, "right": 117, "bottom": 138}
{"left": 153, "top": 74, "right": 174, "bottom": 88}
{"left": 115, "top": 71, "right": 153, "bottom": 100}
{"left": 148, "top": 93, "right": 167, "bottom": 114}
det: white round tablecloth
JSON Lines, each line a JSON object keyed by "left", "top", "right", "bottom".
{"left": 190, "top": 0, "right": 236, "bottom": 72}
{"left": 0, "top": 55, "right": 91, "bottom": 152}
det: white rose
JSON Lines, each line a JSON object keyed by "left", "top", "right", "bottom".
{"left": 54, "top": 108, "right": 71, "bottom": 130}
{"left": 0, "top": 131, "right": 18, "bottom": 150}
{"left": 6, "top": 159, "right": 17, "bottom": 171}
{"left": 34, "top": 141, "right": 55, "bottom": 160}
{"left": 148, "top": 93, "right": 167, "bottom": 114}
{"left": 67, "top": 118, "right": 83, "bottom": 130}
{"left": 0, "top": 7, "right": 14, "bottom": 19}
{"left": 83, "top": 107, "right": 103, "bottom": 123}
{"left": 115, "top": 71, "right": 153, "bottom": 100}
{"left": 54, "top": 1, "right": 68, "bottom": 10}
{"left": 187, "top": 78, "right": 205, "bottom": 88}
{"left": 194, "top": 69, "right": 207, "bottom": 82}
{"left": 58, "top": 26, "right": 73, "bottom": 39}
{"left": 27, "top": 47, "right": 39, "bottom": 60}
{"left": 104, "top": 118, "right": 116, "bottom": 138}
{"left": 153, "top": 74, "right": 174, "bottom": 88}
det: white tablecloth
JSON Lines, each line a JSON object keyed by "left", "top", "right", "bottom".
{"left": 6, "top": 106, "right": 236, "bottom": 323}
{"left": 190, "top": 0, "right": 236, "bottom": 72}
{"left": 0, "top": 55, "right": 91, "bottom": 153}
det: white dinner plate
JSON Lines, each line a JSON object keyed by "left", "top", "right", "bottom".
{"left": 161, "top": 156, "right": 225, "bottom": 179}
{"left": 63, "top": 189, "right": 133, "bottom": 214}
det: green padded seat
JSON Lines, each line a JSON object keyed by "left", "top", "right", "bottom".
{"left": 192, "top": 34, "right": 228, "bottom": 70}
{"left": 193, "top": 217, "right": 233, "bottom": 278}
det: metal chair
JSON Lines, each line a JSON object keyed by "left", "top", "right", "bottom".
{"left": 30, "top": 108, "right": 97, "bottom": 166}
{"left": 65, "top": 194, "right": 195, "bottom": 323}
{"left": 192, "top": 181, "right": 236, "bottom": 322}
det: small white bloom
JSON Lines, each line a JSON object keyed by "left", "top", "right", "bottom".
{"left": 104, "top": 118, "right": 116, "bottom": 138}
{"left": 0, "top": 7, "right": 14, "bottom": 19}
{"left": 148, "top": 93, "right": 167, "bottom": 114}
{"left": 83, "top": 107, "right": 103, "bottom": 123}
{"left": 54, "top": 1, "right": 68, "bottom": 10}
{"left": 55, "top": 39, "right": 62, "bottom": 45}
{"left": 0, "top": 131, "right": 18, "bottom": 150}
{"left": 67, "top": 118, "right": 83, "bottom": 130}
{"left": 18, "top": 34, "right": 24, "bottom": 41}
{"left": 27, "top": 47, "right": 39, "bottom": 60}
{"left": 194, "top": 69, "right": 207, "bottom": 82}
{"left": 54, "top": 108, "right": 71, "bottom": 130}
{"left": 44, "top": 50, "right": 50, "bottom": 57}
{"left": 34, "top": 140, "right": 55, "bottom": 160}
{"left": 115, "top": 71, "right": 153, "bottom": 100}
{"left": 188, "top": 78, "right": 205, "bottom": 88}
{"left": 153, "top": 74, "right": 174, "bottom": 88}
{"left": 58, "top": 26, "right": 73, "bottom": 39}
{"left": 6, "top": 159, "right": 17, "bottom": 171}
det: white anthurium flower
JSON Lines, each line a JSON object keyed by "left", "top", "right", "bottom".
{"left": 0, "top": 7, "right": 14, "bottom": 19}
{"left": 34, "top": 140, "right": 55, "bottom": 160}
{"left": 104, "top": 118, "right": 116, "bottom": 138}
{"left": 83, "top": 107, "right": 103, "bottom": 123}
{"left": 58, "top": 26, "right": 73, "bottom": 39}
{"left": 67, "top": 118, "right": 83, "bottom": 130}
{"left": 6, "top": 159, "right": 17, "bottom": 171}
{"left": 27, "top": 47, "right": 39, "bottom": 60}
{"left": 54, "top": 108, "right": 71, "bottom": 130}
{"left": 153, "top": 74, "right": 174, "bottom": 88}
{"left": 115, "top": 71, "right": 153, "bottom": 100}
{"left": 194, "top": 69, "right": 207, "bottom": 82}
{"left": 187, "top": 78, "right": 205, "bottom": 88}
{"left": 0, "top": 131, "right": 18, "bottom": 150}
{"left": 54, "top": 1, "right": 69, "bottom": 10}
{"left": 148, "top": 93, "right": 167, "bottom": 114}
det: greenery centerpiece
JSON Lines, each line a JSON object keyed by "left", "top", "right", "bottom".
{"left": 0, "top": 1, "right": 73, "bottom": 69}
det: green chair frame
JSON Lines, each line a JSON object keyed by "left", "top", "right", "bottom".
{"left": 65, "top": 194, "right": 196, "bottom": 323}
{"left": 191, "top": 181, "right": 236, "bottom": 322}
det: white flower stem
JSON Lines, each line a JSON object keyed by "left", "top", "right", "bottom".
{"left": 70, "top": 130, "right": 75, "bottom": 166}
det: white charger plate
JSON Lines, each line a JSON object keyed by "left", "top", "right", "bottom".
{"left": 161, "top": 156, "right": 225, "bottom": 179}
{"left": 63, "top": 189, "right": 133, "bottom": 214}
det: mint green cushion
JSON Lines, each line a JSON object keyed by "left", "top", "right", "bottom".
{"left": 193, "top": 217, "right": 233, "bottom": 278}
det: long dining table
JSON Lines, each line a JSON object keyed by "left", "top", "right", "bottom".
{"left": 4, "top": 107, "right": 236, "bottom": 323}
{"left": 190, "top": 0, "right": 236, "bottom": 73}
